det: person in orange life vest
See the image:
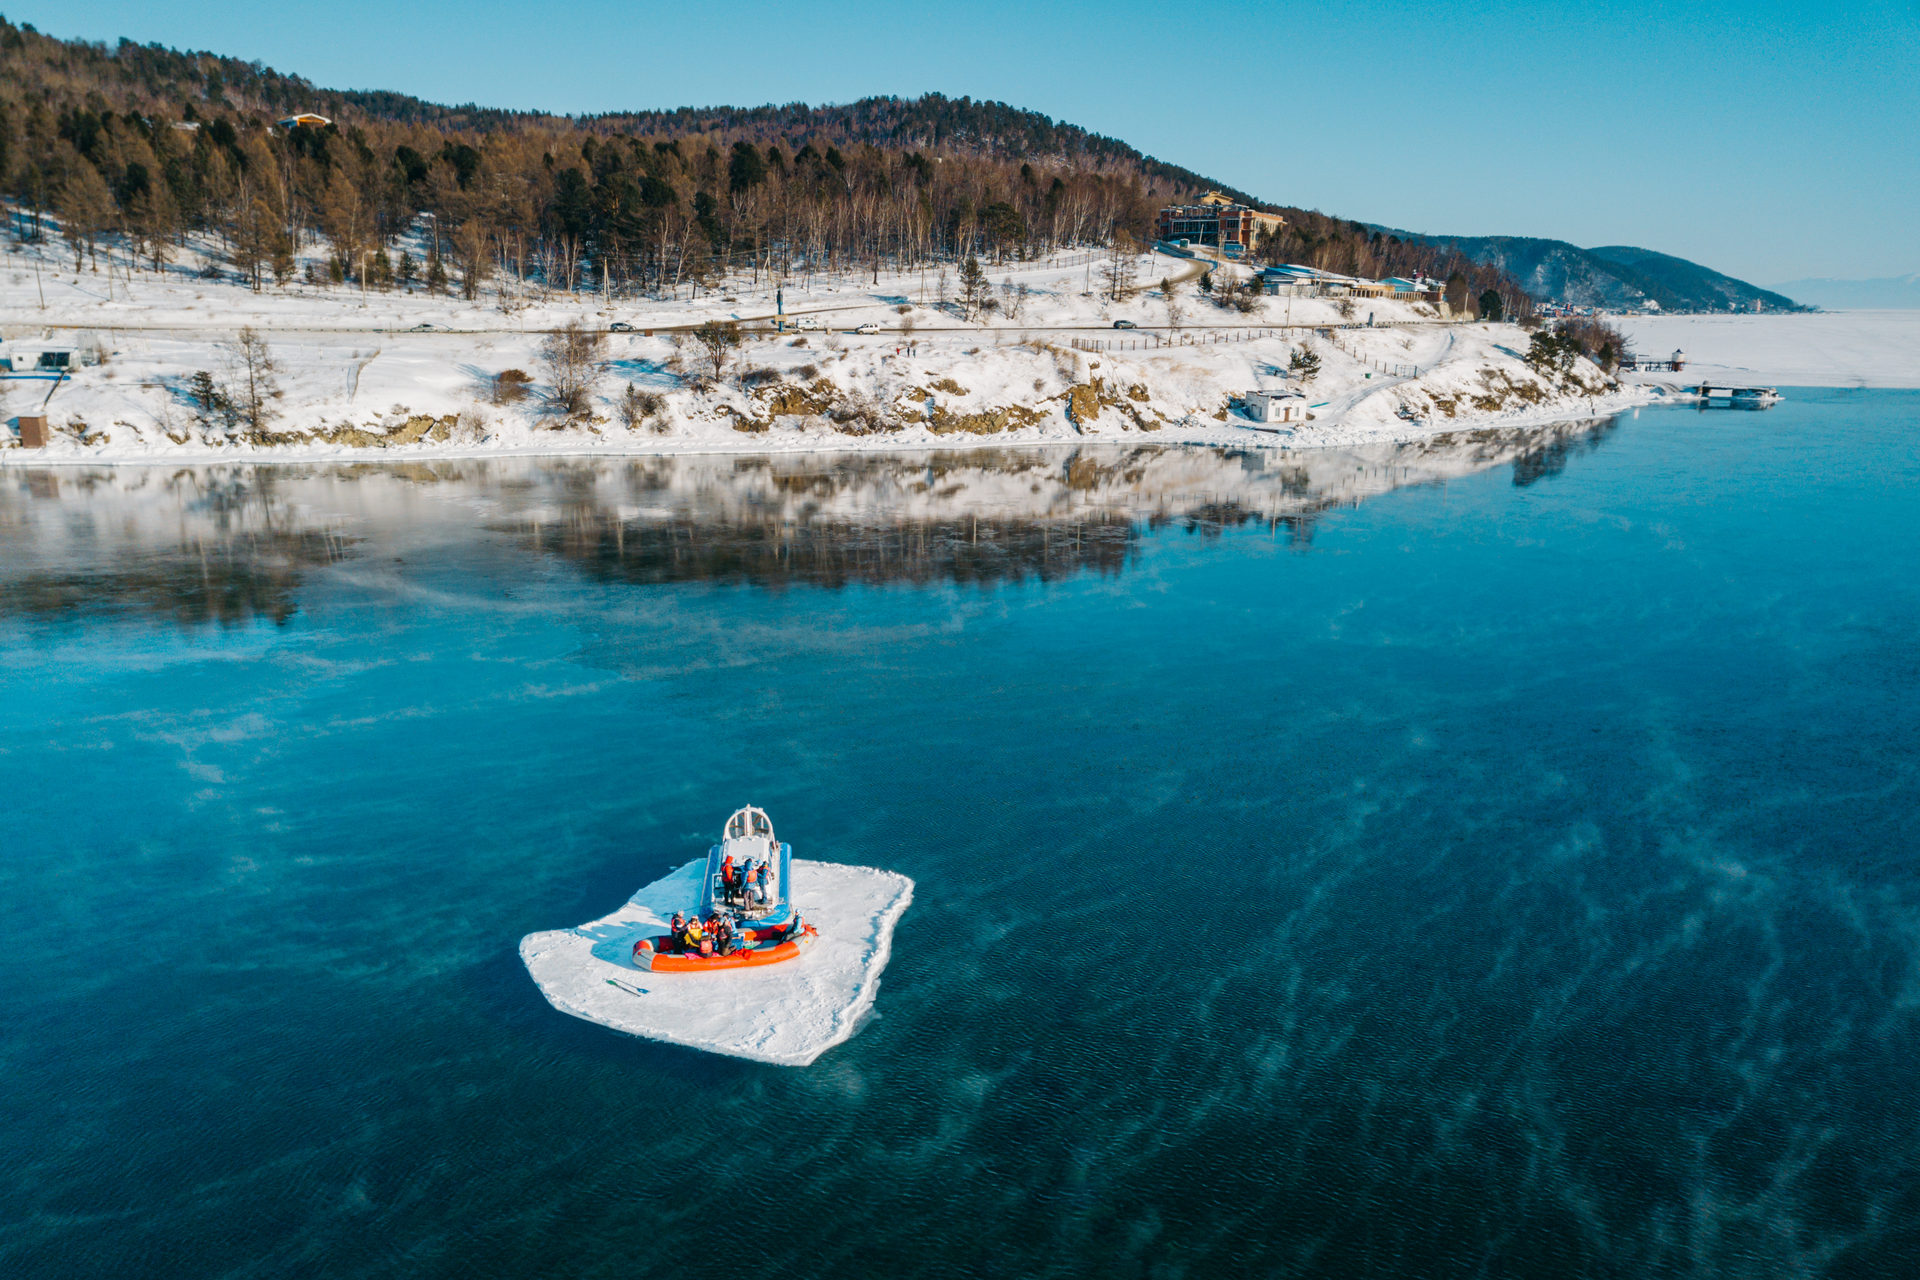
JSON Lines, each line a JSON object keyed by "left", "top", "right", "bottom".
{"left": 720, "top": 853, "right": 735, "bottom": 901}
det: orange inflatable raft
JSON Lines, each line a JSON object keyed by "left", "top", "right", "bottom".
{"left": 633, "top": 920, "right": 818, "bottom": 972}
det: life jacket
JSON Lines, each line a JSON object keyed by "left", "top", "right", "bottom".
{"left": 720, "top": 855, "right": 734, "bottom": 885}
{"left": 698, "top": 937, "right": 714, "bottom": 956}
{"left": 685, "top": 920, "right": 704, "bottom": 941}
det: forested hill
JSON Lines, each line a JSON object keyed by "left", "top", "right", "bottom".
{"left": 583, "top": 97, "right": 1263, "bottom": 203}
{"left": 1378, "top": 230, "right": 1802, "bottom": 313}
{"left": 0, "top": 18, "right": 1252, "bottom": 199}
{"left": 0, "top": 16, "right": 1515, "bottom": 307}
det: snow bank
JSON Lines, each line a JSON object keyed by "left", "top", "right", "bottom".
{"left": 520, "top": 859, "right": 914, "bottom": 1066}
{"left": 1, "top": 231, "right": 1645, "bottom": 464}
{"left": 1617, "top": 311, "right": 1920, "bottom": 389}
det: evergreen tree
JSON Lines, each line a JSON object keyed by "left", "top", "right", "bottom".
{"left": 958, "top": 255, "right": 989, "bottom": 320}
{"left": 426, "top": 244, "right": 448, "bottom": 295}
{"left": 1478, "top": 289, "right": 1504, "bottom": 322}
{"left": 397, "top": 250, "right": 418, "bottom": 290}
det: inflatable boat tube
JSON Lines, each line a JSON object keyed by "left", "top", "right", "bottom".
{"left": 633, "top": 921, "right": 818, "bottom": 973}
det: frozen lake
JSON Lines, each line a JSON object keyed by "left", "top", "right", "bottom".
{"left": 3, "top": 400, "right": 1918, "bottom": 1277}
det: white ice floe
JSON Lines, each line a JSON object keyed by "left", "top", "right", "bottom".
{"left": 1617, "top": 310, "right": 1920, "bottom": 389}
{"left": 520, "top": 858, "right": 914, "bottom": 1066}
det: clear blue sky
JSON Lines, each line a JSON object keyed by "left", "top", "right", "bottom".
{"left": 18, "top": 0, "right": 1917, "bottom": 284}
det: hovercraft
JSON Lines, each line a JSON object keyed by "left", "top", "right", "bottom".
{"left": 630, "top": 806, "right": 818, "bottom": 972}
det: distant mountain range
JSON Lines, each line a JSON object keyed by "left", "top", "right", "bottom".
{"left": 1374, "top": 232, "right": 1804, "bottom": 313}
{"left": 1766, "top": 274, "right": 1920, "bottom": 310}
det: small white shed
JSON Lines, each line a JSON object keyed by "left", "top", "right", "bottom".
{"left": 1243, "top": 389, "right": 1306, "bottom": 424}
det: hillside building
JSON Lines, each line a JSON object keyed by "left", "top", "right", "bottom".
{"left": 1242, "top": 389, "right": 1307, "bottom": 424}
{"left": 1156, "top": 192, "right": 1286, "bottom": 258}
{"left": 276, "top": 113, "right": 332, "bottom": 130}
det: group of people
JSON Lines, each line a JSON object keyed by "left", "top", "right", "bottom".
{"left": 655, "top": 850, "right": 778, "bottom": 961}
{"left": 668, "top": 910, "right": 741, "bottom": 959}
{"left": 719, "top": 851, "right": 774, "bottom": 908}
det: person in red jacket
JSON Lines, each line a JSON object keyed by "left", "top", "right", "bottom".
{"left": 719, "top": 853, "right": 736, "bottom": 903}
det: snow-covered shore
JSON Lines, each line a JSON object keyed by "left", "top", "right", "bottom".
{"left": 3, "top": 235, "right": 1648, "bottom": 465}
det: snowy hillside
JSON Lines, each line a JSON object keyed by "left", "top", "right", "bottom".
{"left": 2, "top": 230, "right": 1645, "bottom": 464}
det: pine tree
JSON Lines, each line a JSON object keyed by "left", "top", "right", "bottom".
{"left": 397, "top": 250, "right": 418, "bottom": 291}
{"left": 426, "top": 244, "right": 448, "bottom": 295}
{"left": 958, "top": 255, "right": 988, "bottom": 320}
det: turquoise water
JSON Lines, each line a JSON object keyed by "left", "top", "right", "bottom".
{"left": 2, "top": 397, "right": 1917, "bottom": 1278}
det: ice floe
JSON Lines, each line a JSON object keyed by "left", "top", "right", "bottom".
{"left": 520, "top": 858, "right": 914, "bottom": 1066}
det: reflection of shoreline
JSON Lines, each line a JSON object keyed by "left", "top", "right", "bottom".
{"left": 0, "top": 422, "right": 1622, "bottom": 622}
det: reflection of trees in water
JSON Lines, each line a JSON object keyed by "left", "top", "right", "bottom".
{"left": 1, "top": 529, "right": 351, "bottom": 628}
{"left": 526, "top": 509, "right": 1137, "bottom": 590}
{"left": 1, "top": 417, "right": 1629, "bottom": 619}
{"left": 0, "top": 468, "right": 354, "bottom": 628}
{"left": 1511, "top": 417, "right": 1621, "bottom": 487}
{"left": 517, "top": 446, "right": 1395, "bottom": 585}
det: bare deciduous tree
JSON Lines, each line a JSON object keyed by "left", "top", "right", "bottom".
{"left": 223, "top": 326, "right": 279, "bottom": 432}
{"left": 691, "top": 319, "right": 742, "bottom": 379}
{"left": 1104, "top": 229, "right": 1139, "bottom": 301}
{"left": 539, "top": 321, "right": 607, "bottom": 417}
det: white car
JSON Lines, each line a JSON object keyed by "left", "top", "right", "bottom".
{"left": 791, "top": 315, "right": 822, "bottom": 331}
{"left": 853, "top": 322, "right": 881, "bottom": 335}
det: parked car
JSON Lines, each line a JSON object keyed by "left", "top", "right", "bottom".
{"left": 1112, "top": 320, "right": 1137, "bottom": 329}
{"left": 853, "top": 322, "right": 881, "bottom": 335}
{"left": 610, "top": 321, "right": 635, "bottom": 332}
{"left": 791, "top": 315, "right": 823, "bottom": 331}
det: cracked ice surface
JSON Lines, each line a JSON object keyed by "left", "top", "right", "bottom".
{"left": 520, "top": 859, "right": 914, "bottom": 1066}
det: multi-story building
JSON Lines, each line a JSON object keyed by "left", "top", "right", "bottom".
{"left": 1155, "top": 192, "right": 1286, "bottom": 257}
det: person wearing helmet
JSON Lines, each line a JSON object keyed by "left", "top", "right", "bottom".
{"left": 714, "top": 915, "right": 737, "bottom": 956}
{"left": 669, "top": 911, "right": 687, "bottom": 954}
{"left": 720, "top": 852, "right": 736, "bottom": 902}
